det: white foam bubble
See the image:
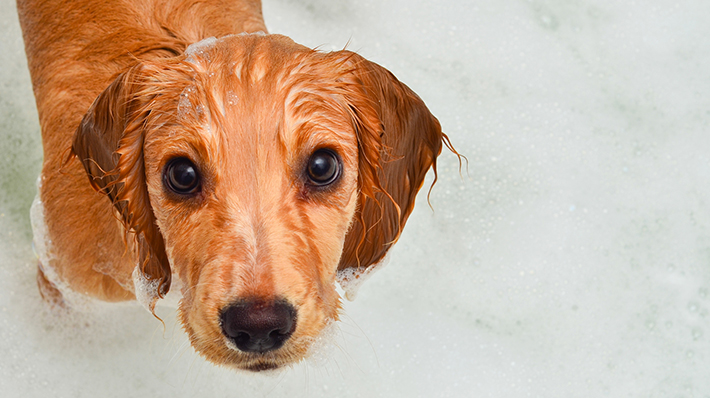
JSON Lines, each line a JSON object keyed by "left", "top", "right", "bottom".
{"left": 336, "top": 253, "right": 390, "bottom": 301}
{"left": 185, "top": 36, "right": 218, "bottom": 64}
{"left": 30, "top": 176, "right": 98, "bottom": 311}
{"left": 177, "top": 85, "right": 196, "bottom": 120}
{"left": 304, "top": 321, "right": 346, "bottom": 372}
{"left": 131, "top": 265, "right": 161, "bottom": 313}
{"left": 226, "top": 91, "right": 239, "bottom": 106}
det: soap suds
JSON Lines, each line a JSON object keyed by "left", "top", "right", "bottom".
{"left": 30, "top": 177, "right": 97, "bottom": 311}
{"left": 336, "top": 253, "right": 390, "bottom": 301}
{"left": 185, "top": 36, "right": 218, "bottom": 64}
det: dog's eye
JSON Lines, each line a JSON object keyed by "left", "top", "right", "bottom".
{"left": 306, "top": 149, "right": 341, "bottom": 186}
{"left": 164, "top": 158, "right": 200, "bottom": 194}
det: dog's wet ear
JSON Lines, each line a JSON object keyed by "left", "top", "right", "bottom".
{"left": 72, "top": 63, "right": 170, "bottom": 312}
{"left": 334, "top": 52, "right": 456, "bottom": 299}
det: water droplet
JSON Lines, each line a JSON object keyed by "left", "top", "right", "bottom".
{"left": 692, "top": 328, "right": 703, "bottom": 341}
{"left": 177, "top": 86, "right": 197, "bottom": 119}
{"left": 688, "top": 302, "right": 699, "bottom": 313}
{"left": 226, "top": 92, "right": 239, "bottom": 106}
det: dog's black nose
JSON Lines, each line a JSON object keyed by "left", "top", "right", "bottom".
{"left": 220, "top": 299, "right": 297, "bottom": 353}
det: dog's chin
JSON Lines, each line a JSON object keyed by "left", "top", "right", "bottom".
{"left": 239, "top": 360, "right": 287, "bottom": 373}
{"left": 187, "top": 342, "right": 297, "bottom": 372}
{"left": 221, "top": 340, "right": 303, "bottom": 372}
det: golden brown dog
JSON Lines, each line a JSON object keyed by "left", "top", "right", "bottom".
{"left": 18, "top": 0, "right": 455, "bottom": 371}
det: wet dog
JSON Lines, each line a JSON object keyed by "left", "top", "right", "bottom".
{"left": 18, "top": 0, "right": 454, "bottom": 371}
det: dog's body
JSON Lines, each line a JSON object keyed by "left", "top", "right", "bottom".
{"left": 18, "top": 0, "right": 452, "bottom": 370}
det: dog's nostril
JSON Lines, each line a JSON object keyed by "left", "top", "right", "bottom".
{"left": 220, "top": 299, "right": 297, "bottom": 353}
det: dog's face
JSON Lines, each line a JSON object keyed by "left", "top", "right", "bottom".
{"left": 73, "top": 34, "right": 447, "bottom": 370}
{"left": 143, "top": 36, "right": 359, "bottom": 370}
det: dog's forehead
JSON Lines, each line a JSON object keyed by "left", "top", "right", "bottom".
{"left": 170, "top": 34, "right": 358, "bottom": 154}
{"left": 144, "top": 34, "right": 358, "bottom": 187}
{"left": 184, "top": 33, "right": 312, "bottom": 79}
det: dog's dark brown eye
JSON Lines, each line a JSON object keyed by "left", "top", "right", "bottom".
{"left": 306, "top": 149, "right": 341, "bottom": 186}
{"left": 164, "top": 157, "right": 200, "bottom": 194}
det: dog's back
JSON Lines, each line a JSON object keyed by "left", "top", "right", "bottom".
{"left": 18, "top": 0, "right": 267, "bottom": 150}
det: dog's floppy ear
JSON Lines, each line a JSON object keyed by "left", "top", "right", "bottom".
{"left": 72, "top": 63, "right": 170, "bottom": 312}
{"left": 335, "top": 52, "right": 455, "bottom": 297}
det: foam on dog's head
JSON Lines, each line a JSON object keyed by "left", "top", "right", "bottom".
{"left": 185, "top": 36, "right": 217, "bottom": 64}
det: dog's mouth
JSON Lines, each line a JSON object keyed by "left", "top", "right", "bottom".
{"left": 218, "top": 337, "right": 305, "bottom": 372}
{"left": 243, "top": 361, "right": 282, "bottom": 372}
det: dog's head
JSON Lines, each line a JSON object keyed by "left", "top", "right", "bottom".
{"left": 72, "top": 34, "right": 448, "bottom": 371}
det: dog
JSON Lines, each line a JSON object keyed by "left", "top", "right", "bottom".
{"left": 18, "top": 0, "right": 456, "bottom": 371}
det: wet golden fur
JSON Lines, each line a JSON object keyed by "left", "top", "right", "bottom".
{"left": 18, "top": 0, "right": 454, "bottom": 370}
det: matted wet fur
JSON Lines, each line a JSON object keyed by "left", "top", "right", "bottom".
{"left": 17, "top": 0, "right": 457, "bottom": 371}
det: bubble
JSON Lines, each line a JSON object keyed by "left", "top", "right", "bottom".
{"left": 303, "top": 320, "right": 340, "bottom": 368}
{"left": 226, "top": 92, "right": 239, "bottom": 106}
{"left": 177, "top": 86, "right": 198, "bottom": 120}
{"left": 30, "top": 178, "right": 97, "bottom": 311}
{"left": 692, "top": 328, "right": 703, "bottom": 341}
{"left": 336, "top": 253, "right": 390, "bottom": 301}
{"left": 132, "top": 266, "right": 160, "bottom": 314}
{"left": 185, "top": 36, "right": 218, "bottom": 64}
